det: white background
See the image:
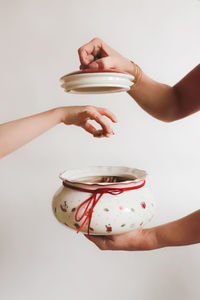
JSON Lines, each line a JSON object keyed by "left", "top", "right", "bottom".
{"left": 0, "top": 0, "right": 200, "bottom": 299}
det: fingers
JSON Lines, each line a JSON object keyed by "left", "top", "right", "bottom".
{"left": 81, "top": 117, "right": 112, "bottom": 137}
{"left": 85, "top": 235, "right": 114, "bottom": 250}
{"left": 97, "top": 107, "right": 118, "bottom": 123}
{"left": 88, "top": 56, "right": 115, "bottom": 70}
{"left": 82, "top": 122, "right": 96, "bottom": 135}
{"left": 82, "top": 106, "right": 115, "bottom": 136}
{"left": 79, "top": 64, "right": 88, "bottom": 70}
{"left": 85, "top": 233, "right": 135, "bottom": 251}
{"left": 79, "top": 106, "right": 117, "bottom": 137}
{"left": 78, "top": 38, "right": 103, "bottom": 66}
{"left": 78, "top": 38, "right": 130, "bottom": 74}
{"left": 91, "top": 113, "right": 113, "bottom": 137}
{"left": 85, "top": 230, "right": 154, "bottom": 251}
{"left": 85, "top": 61, "right": 99, "bottom": 69}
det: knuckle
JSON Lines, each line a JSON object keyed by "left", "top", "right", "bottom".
{"left": 84, "top": 105, "right": 93, "bottom": 111}
{"left": 78, "top": 47, "right": 82, "bottom": 53}
{"left": 102, "top": 107, "right": 109, "bottom": 113}
{"left": 100, "top": 60, "right": 106, "bottom": 68}
{"left": 92, "top": 114, "right": 99, "bottom": 120}
{"left": 92, "top": 37, "right": 101, "bottom": 43}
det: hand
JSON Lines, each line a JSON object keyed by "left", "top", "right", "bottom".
{"left": 59, "top": 105, "right": 117, "bottom": 137}
{"left": 0, "top": 105, "right": 117, "bottom": 158}
{"left": 85, "top": 228, "right": 158, "bottom": 251}
{"left": 78, "top": 37, "right": 135, "bottom": 75}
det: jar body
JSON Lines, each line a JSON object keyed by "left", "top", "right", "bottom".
{"left": 52, "top": 167, "right": 155, "bottom": 235}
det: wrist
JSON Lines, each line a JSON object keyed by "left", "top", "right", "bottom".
{"left": 154, "top": 224, "right": 173, "bottom": 249}
{"left": 144, "top": 227, "right": 161, "bottom": 250}
{"left": 124, "top": 59, "right": 136, "bottom": 76}
{"left": 129, "top": 227, "right": 161, "bottom": 251}
{"left": 124, "top": 60, "right": 143, "bottom": 91}
{"left": 131, "top": 61, "right": 143, "bottom": 86}
{"left": 54, "top": 107, "right": 69, "bottom": 124}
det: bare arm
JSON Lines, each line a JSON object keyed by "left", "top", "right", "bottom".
{"left": 155, "top": 209, "right": 200, "bottom": 248}
{"left": 78, "top": 38, "right": 200, "bottom": 122}
{"left": 0, "top": 106, "right": 117, "bottom": 158}
{"left": 86, "top": 210, "right": 200, "bottom": 251}
{"left": 128, "top": 64, "right": 200, "bottom": 122}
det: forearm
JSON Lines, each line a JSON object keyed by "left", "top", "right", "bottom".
{"left": 128, "top": 70, "right": 180, "bottom": 122}
{"left": 0, "top": 108, "right": 62, "bottom": 158}
{"left": 128, "top": 64, "right": 200, "bottom": 122}
{"left": 154, "top": 210, "right": 200, "bottom": 248}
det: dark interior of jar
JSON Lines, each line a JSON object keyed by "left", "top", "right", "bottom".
{"left": 77, "top": 175, "right": 136, "bottom": 183}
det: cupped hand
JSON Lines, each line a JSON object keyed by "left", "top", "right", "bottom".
{"left": 78, "top": 38, "right": 135, "bottom": 75}
{"left": 60, "top": 105, "right": 117, "bottom": 137}
{"left": 85, "top": 228, "right": 158, "bottom": 251}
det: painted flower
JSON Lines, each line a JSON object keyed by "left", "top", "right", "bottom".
{"left": 141, "top": 202, "right": 146, "bottom": 209}
{"left": 104, "top": 208, "right": 109, "bottom": 212}
{"left": 60, "top": 201, "right": 68, "bottom": 212}
{"left": 105, "top": 224, "right": 112, "bottom": 232}
{"left": 74, "top": 223, "right": 80, "bottom": 229}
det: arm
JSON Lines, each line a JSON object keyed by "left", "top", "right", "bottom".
{"left": 0, "top": 106, "right": 117, "bottom": 158}
{"left": 86, "top": 210, "right": 200, "bottom": 251}
{"left": 128, "top": 64, "right": 200, "bottom": 122}
{"left": 155, "top": 209, "right": 200, "bottom": 248}
{"left": 78, "top": 38, "right": 200, "bottom": 122}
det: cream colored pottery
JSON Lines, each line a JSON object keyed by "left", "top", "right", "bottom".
{"left": 60, "top": 69, "right": 134, "bottom": 94}
{"left": 52, "top": 166, "right": 155, "bottom": 235}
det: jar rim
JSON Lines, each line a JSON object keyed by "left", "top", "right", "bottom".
{"left": 59, "top": 166, "right": 147, "bottom": 187}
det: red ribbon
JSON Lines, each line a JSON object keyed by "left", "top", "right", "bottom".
{"left": 63, "top": 180, "right": 145, "bottom": 235}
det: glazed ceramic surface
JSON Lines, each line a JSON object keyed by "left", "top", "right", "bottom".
{"left": 60, "top": 69, "right": 134, "bottom": 94}
{"left": 52, "top": 166, "right": 155, "bottom": 235}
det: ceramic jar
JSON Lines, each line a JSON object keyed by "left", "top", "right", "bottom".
{"left": 52, "top": 166, "right": 155, "bottom": 235}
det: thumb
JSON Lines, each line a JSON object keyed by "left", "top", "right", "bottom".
{"left": 88, "top": 56, "right": 116, "bottom": 70}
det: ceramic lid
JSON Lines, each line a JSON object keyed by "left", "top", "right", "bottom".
{"left": 60, "top": 69, "right": 134, "bottom": 94}
{"left": 61, "top": 68, "right": 132, "bottom": 78}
